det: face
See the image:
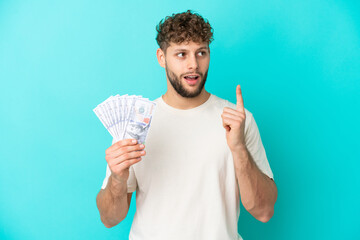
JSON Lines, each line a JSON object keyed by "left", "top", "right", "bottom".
{"left": 157, "top": 41, "right": 210, "bottom": 98}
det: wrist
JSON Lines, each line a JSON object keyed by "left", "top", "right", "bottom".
{"left": 110, "top": 173, "right": 127, "bottom": 185}
{"left": 231, "top": 145, "right": 253, "bottom": 170}
{"left": 109, "top": 174, "right": 127, "bottom": 196}
{"left": 230, "top": 143, "right": 247, "bottom": 156}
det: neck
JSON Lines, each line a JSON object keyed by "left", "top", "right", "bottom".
{"left": 162, "top": 88, "right": 211, "bottom": 110}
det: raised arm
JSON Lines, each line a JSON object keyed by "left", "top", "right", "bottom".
{"left": 221, "top": 85, "right": 277, "bottom": 222}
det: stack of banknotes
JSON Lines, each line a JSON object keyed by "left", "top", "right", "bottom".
{"left": 93, "top": 95, "right": 156, "bottom": 144}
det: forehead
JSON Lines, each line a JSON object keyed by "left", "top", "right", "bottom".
{"left": 167, "top": 41, "right": 209, "bottom": 52}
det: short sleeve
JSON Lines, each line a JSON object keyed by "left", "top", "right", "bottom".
{"left": 244, "top": 110, "right": 274, "bottom": 179}
{"left": 100, "top": 139, "right": 138, "bottom": 192}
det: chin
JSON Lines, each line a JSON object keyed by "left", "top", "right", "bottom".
{"left": 182, "top": 88, "right": 204, "bottom": 98}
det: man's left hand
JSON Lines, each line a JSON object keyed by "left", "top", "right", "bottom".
{"left": 221, "top": 85, "right": 246, "bottom": 152}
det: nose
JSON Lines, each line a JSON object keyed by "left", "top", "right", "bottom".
{"left": 187, "top": 54, "right": 199, "bottom": 70}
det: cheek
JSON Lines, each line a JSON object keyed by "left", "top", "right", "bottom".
{"left": 200, "top": 59, "right": 210, "bottom": 70}
{"left": 168, "top": 66, "right": 184, "bottom": 78}
{"left": 167, "top": 59, "right": 184, "bottom": 70}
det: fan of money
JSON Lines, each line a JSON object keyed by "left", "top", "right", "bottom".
{"left": 93, "top": 95, "right": 156, "bottom": 144}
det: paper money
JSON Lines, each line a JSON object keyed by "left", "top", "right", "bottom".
{"left": 94, "top": 95, "right": 156, "bottom": 143}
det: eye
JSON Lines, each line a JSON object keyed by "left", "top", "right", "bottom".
{"left": 198, "top": 51, "right": 206, "bottom": 56}
{"left": 177, "top": 52, "right": 185, "bottom": 57}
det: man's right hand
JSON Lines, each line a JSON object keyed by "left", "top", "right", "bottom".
{"left": 105, "top": 139, "right": 146, "bottom": 183}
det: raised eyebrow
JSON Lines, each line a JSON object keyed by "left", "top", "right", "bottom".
{"left": 174, "top": 47, "right": 209, "bottom": 52}
{"left": 197, "top": 47, "right": 209, "bottom": 51}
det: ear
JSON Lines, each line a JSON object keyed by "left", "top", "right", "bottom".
{"left": 156, "top": 48, "right": 166, "bottom": 68}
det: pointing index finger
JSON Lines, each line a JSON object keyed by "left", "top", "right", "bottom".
{"left": 236, "top": 85, "right": 245, "bottom": 112}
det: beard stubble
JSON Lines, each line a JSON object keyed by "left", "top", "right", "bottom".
{"left": 165, "top": 64, "right": 208, "bottom": 98}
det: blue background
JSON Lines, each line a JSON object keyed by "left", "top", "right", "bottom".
{"left": 1, "top": 0, "right": 359, "bottom": 239}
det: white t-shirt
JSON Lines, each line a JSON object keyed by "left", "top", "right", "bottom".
{"left": 101, "top": 94, "right": 274, "bottom": 240}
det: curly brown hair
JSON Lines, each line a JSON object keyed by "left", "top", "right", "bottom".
{"left": 156, "top": 10, "right": 214, "bottom": 53}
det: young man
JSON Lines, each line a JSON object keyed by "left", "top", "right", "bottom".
{"left": 96, "top": 10, "right": 277, "bottom": 240}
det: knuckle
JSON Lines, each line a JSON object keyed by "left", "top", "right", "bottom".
{"left": 120, "top": 146, "right": 128, "bottom": 153}
{"left": 127, "top": 146, "right": 133, "bottom": 152}
{"left": 128, "top": 145, "right": 134, "bottom": 151}
{"left": 106, "top": 154, "right": 115, "bottom": 161}
{"left": 118, "top": 148, "right": 125, "bottom": 156}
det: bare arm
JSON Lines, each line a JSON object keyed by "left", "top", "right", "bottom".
{"left": 232, "top": 146, "right": 277, "bottom": 222}
{"left": 222, "top": 85, "right": 277, "bottom": 222}
{"left": 96, "top": 175, "right": 133, "bottom": 228}
{"left": 96, "top": 139, "right": 145, "bottom": 228}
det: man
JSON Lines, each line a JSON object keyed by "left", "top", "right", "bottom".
{"left": 96, "top": 10, "right": 277, "bottom": 240}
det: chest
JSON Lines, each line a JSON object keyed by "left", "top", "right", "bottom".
{"left": 133, "top": 109, "right": 234, "bottom": 192}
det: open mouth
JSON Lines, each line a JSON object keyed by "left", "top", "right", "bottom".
{"left": 184, "top": 75, "right": 199, "bottom": 80}
{"left": 183, "top": 75, "right": 200, "bottom": 86}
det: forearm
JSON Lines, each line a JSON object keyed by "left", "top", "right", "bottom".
{"left": 232, "top": 146, "right": 277, "bottom": 222}
{"left": 96, "top": 175, "right": 129, "bottom": 227}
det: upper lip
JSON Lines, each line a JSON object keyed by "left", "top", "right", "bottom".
{"left": 183, "top": 74, "right": 200, "bottom": 78}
